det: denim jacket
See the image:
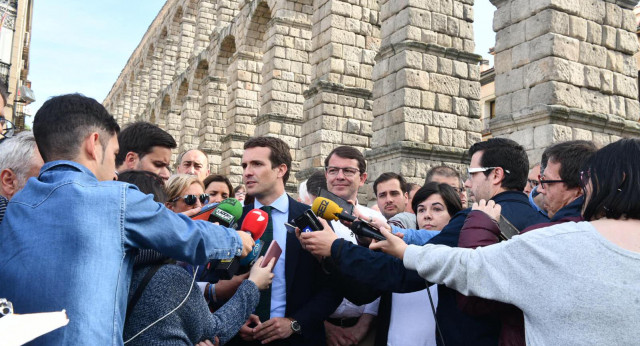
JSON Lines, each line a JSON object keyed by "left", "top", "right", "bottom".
{"left": 0, "top": 161, "right": 242, "bottom": 345}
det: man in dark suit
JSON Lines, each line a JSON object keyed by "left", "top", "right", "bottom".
{"left": 231, "top": 136, "right": 342, "bottom": 346}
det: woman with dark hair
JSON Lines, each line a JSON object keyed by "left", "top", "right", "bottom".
{"left": 411, "top": 182, "right": 462, "bottom": 231}
{"left": 381, "top": 182, "right": 462, "bottom": 346}
{"left": 298, "top": 181, "right": 463, "bottom": 346}
{"left": 118, "top": 171, "right": 276, "bottom": 345}
{"left": 372, "top": 139, "right": 640, "bottom": 344}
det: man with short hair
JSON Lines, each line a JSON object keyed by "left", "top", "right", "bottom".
{"left": 115, "top": 121, "right": 176, "bottom": 181}
{"left": 454, "top": 140, "right": 597, "bottom": 346}
{"left": 0, "top": 94, "right": 253, "bottom": 345}
{"left": 323, "top": 146, "right": 381, "bottom": 346}
{"left": 307, "top": 138, "right": 550, "bottom": 346}
{"left": 177, "top": 148, "right": 210, "bottom": 181}
{"left": 425, "top": 165, "right": 467, "bottom": 207}
{"left": 537, "top": 140, "right": 596, "bottom": 221}
{"left": 305, "top": 170, "right": 327, "bottom": 201}
{"left": 0, "top": 131, "right": 44, "bottom": 222}
{"left": 232, "top": 136, "right": 342, "bottom": 346}
{"left": 374, "top": 172, "right": 408, "bottom": 220}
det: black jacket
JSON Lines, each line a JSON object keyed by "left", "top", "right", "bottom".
{"left": 329, "top": 191, "right": 549, "bottom": 346}
{"left": 229, "top": 195, "right": 343, "bottom": 346}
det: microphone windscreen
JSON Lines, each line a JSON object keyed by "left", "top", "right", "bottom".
{"left": 239, "top": 239, "right": 263, "bottom": 267}
{"left": 208, "top": 198, "right": 243, "bottom": 227}
{"left": 311, "top": 197, "right": 343, "bottom": 221}
{"left": 241, "top": 209, "right": 269, "bottom": 240}
{"left": 218, "top": 198, "right": 243, "bottom": 220}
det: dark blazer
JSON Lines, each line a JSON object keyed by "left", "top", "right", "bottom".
{"left": 231, "top": 195, "right": 343, "bottom": 346}
{"left": 328, "top": 191, "right": 549, "bottom": 346}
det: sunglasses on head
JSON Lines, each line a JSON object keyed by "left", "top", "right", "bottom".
{"left": 170, "top": 194, "right": 209, "bottom": 206}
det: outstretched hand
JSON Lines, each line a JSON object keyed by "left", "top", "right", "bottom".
{"left": 297, "top": 218, "right": 338, "bottom": 258}
{"left": 368, "top": 225, "right": 408, "bottom": 260}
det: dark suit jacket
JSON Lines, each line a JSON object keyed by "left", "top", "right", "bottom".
{"left": 231, "top": 195, "right": 343, "bottom": 346}
{"left": 328, "top": 191, "right": 550, "bottom": 346}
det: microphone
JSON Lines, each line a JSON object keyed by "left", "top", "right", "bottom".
{"left": 311, "top": 197, "right": 386, "bottom": 241}
{"left": 191, "top": 202, "right": 220, "bottom": 221}
{"left": 192, "top": 198, "right": 243, "bottom": 228}
{"left": 214, "top": 209, "right": 269, "bottom": 279}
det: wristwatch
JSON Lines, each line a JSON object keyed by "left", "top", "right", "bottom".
{"left": 289, "top": 318, "right": 302, "bottom": 334}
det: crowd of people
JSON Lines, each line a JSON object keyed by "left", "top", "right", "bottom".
{"left": 0, "top": 82, "right": 638, "bottom": 346}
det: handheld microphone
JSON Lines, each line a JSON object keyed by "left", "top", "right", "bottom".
{"left": 191, "top": 202, "right": 220, "bottom": 221}
{"left": 311, "top": 197, "right": 386, "bottom": 241}
{"left": 214, "top": 209, "right": 269, "bottom": 279}
{"left": 192, "top": 198, "right": 243, "bottom": 227}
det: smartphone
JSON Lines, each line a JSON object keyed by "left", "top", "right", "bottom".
{"left": 292, "top": 209, "right": 323, "bottom": 232}
{"left": 318, "top": 188, "right": 354, "bottom": 215}
{"left": 284, "top": 222, "right": 297, "bottom": 234}
{"left": 261, "top": 240, "right": 282, "bottom": 268}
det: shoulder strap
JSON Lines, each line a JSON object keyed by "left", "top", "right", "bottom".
{"left": 126, "top": 264, "right": 163, "bottom": 320}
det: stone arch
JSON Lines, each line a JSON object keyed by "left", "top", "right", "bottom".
{"left": 194, "top": 0, "right": 217, "bottom": 53}
{"left": 216, "top": 35, "right": 236, "bottom": 78}
{"left": 175, "top": 4, "right": 196, "bottom": 74}
{"left": 184, "top": 0, "right": 198, "bottom": 22}
{"left": 137, "top": 43, "right": 155, "bottom": 118}
{"left": 113, "top": 94, "right": 124, "bottom": 124}
{"left": 130, "top": 66, "right": 143, "bottom": 119}
{"left": 175, "top": 78, "right": 200, "bottom": 152}
{"left": 193, "top": 59, "right": 222, "bottom": 172}
{"left": 242, "top": 1, "right": 271, "bottom": 54}
{"left": 159, "top": 94, "right": 171, "bottom": 131}
{"left": 176, "top": 78, "right": 190, "bottom": 104}
{"left": 122, "top": 77, "right": 134, "bottom": 125}
{"left": 159, "top": 9, "right": 183, "bottom": 90}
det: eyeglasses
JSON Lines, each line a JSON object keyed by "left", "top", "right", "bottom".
{"left": 526, "top": 179, "right": 540, "bottom": 188}
{"left": 325, "top": 166, "right": 360, "bottom": 178}
{"left": 538, "top": 175, "right": 565, "bottom": 189}
{"left": 467, "top": 167, "right": 510, "bottom": 179}
{"left": 170, "top": 194, "right": 209, "bottom": 206}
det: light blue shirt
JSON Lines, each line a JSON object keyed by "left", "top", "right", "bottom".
{"left": 0, "top": 161, "right": 243, "bottom": 345}
{"left": 254, "top": 192, "right": 289, "bottom": 318}
{"left": 391, "top": 225, "right": 440, "bottom": 245}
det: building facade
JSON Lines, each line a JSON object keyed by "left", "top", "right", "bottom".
{"left": 0, "top": 0, "right": 35, "bottom": 130}
{"left": 104, "top": 0, "right": 640, "bottom": 198}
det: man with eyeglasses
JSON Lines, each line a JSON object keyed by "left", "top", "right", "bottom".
{"left": 535, "top": 140, "right": 597, "bottom": 222}
{"left": 425, "top": 165, "right": 468, "bottom": 207}
{"left": 323, "top": 145, "right": 382, "bottom": 346}
{"left": 309, "top": 138, "right": 549, "bottom": 346}
{"left": 452, "top": 142, "right": 597, "bottom": 346}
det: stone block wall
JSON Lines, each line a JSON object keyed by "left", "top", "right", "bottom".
{"left": 489, "top": 0, "right": 640, "bottom": 161}
{"left": 103, "top": 0, "right": 640, "bottom": 201}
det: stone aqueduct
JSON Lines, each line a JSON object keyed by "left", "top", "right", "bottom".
{"left": 104, "top": 0, "right": 640, "bottom": 195}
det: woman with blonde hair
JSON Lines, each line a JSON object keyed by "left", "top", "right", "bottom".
{"left": 165, "top": 174, "right": 210, "bottom": 213}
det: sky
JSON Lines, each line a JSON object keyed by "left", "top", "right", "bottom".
{"left": 25, "top": 0, "right": 496, "bottom": 126}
